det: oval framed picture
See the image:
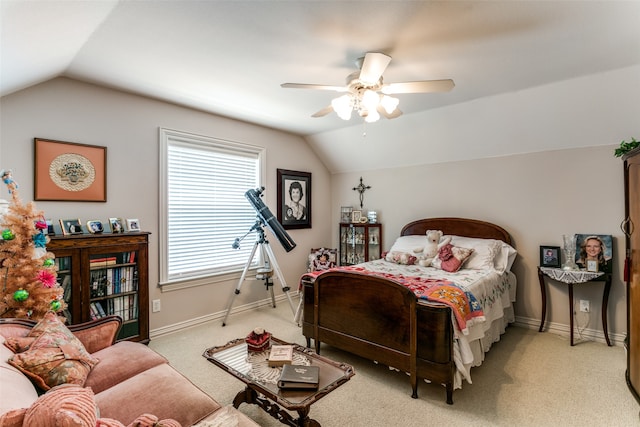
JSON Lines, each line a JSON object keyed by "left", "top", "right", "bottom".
{"left": 86, "top": 220, "right": 104, "bottom": 234}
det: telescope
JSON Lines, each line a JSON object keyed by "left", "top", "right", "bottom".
{"left": 245, "top": 187, "right": 296, "bottom": 252}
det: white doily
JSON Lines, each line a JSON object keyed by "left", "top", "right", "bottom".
{"left": 540, "top": 267, "right": 604, "bottom": 284}
{"left": 246, "top": 350, "right": 310, "bottom": 384}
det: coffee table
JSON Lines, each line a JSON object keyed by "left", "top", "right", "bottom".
{"left": 203, "top": 337, "right": 354, "bottom": 427}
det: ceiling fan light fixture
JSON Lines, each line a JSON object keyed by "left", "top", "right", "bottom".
{"left": 331, "top": 94, "right": 353, "bottom": 120}
{"left": 364, "top": 108, "right": 380, "bottom": 123}
{"left": 361, "top": 90, "right": 380, "bottom": 111}
{"left": 380, "top": 95, "right": 399, "bottom": 114}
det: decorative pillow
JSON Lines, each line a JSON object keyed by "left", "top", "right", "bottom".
{"left": 446, "top": 235, "right": 517, "bottom": 273}
{"left": 431, "top": 243, "right": 474, "bottom": 273}
{"left": 388, "top": 235, "right": 429, "bottom": 254}
{"left": 307, "top": 248, "right": 337, "bottom": 272}
{"left": 383, "top": 251, "right": 418, "bottom": 265}
{"left": 7, "top": 311, "right": 99, "bottom": 391}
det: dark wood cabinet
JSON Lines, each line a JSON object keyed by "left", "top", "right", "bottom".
{"left": 623, "top": 147, "right": 640, "bottom": 405}
{"left": 47, "top": 232, "right": 150, "bottom": 343}
{"left": 339, "top": 223, "right": 382, "bottom": 265}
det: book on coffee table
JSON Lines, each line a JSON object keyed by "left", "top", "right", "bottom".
{"left": 278, "top": 364, "right": 319, "bottom": 390}
{"left": 268, "top": 345, "right": 293, "bottom": 367}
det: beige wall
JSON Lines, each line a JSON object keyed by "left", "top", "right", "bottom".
{"left": 0, "top": 77, "right": 333, "bottom": 333}
{"left": 0, "top": 75, "right": 632, "bottom": 344}
{"left": 330, "top": 145, "right": 627, "bottom": 342}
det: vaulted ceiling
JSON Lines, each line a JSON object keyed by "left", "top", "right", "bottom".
{"left": 2, "top": 1, "right": 639, "bottom": 172}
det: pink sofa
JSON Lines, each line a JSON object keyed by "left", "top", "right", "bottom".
{"left": 0, "top": 315, "right": 259, "bottom": 427}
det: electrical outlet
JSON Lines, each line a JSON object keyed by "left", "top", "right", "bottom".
{"left": 580, "top": 300, "right": 590, "bottom": 313}
{"left": 152, "top": 299, "right": 161, "bottom": 313}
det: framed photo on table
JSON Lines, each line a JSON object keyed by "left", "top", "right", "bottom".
{"left": 575, "top": 234, "right": 613, "bottom": 273}
{"left": 277, "top": 169, "right": 311, "bottom": 229}
{"left": 540, "top": 245, "right": 561, "bottom": 268}
{"left": 109, "top": 218, "right": 125, "bottom": 234}
{"left": 34, "top": 138, "right": 107, "bottom": 202}
{"left": 126, "top": 218, "right": 141, "bottom": 232}
{"left": 60, "top": 219, "right": 83, "bottom": 236}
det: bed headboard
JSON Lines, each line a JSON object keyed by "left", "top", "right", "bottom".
{"left": 400, "top": 217, "right": 512, "bottom": 245}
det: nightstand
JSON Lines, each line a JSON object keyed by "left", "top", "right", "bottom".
{"left": 537, "top": 266, "right": 612, "bottom": 346}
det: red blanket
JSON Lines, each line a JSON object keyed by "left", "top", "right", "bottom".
{"left": 302, "top": 266, "right": 485, "bottom": 334}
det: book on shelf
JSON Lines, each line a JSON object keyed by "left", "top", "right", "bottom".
{"left": 94, "top": 301, "right": 107, "bottom": 317}
{"left": 277, "top": 364, "right": 319, "bottom": 390}
{"left": 268, "top": 345, "right": 293, "bottom": 367}
{"left": 90, "top": 257, "right": 117, "bottom": 267}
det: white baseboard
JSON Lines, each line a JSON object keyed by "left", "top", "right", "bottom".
{"left": 149, "top": 292, "right": 298, "bottom": 339}
{"left": 514, "top": 315, "right": 625, "bottom": 346}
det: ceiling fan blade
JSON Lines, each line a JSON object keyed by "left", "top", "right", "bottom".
{"left": 359, "top": 52, "right": 392, "bottom": 85}
{"left": 311, "top": 105, "right": 334, "bottom": 118}
{"left": 281, "top": 83, "right": 347, "bottom": 92}
{"left": 381, "top": 79, "right": 455, "bottom": 94}
{"left": 377, "top": 104, "right": 403, "bottom": 119}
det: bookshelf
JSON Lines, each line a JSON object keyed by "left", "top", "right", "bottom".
{"left": 47, "top": 232, "right": 150, "bottom": 343}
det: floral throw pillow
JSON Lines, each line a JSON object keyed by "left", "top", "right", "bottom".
{"left": 431, "top": 243, "right": 474, "bottom": 273}
{"left": 6, "top": 312, "right": 99, "bottom": 391}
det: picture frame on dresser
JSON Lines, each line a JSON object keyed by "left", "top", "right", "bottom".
{"left": 109, "top": 217, "right": 125, "bottom": 234}
{"left": 540, "top": 245, "right": 561, "bottom": 268}
{"left": 60, "top": 218, "right": 83, "bottom": 236}
{"left": 126, "top": 218, "right": 141, "bottom": 232}
{"left": 86, "top": 220, "right": 104, "bottom": 234}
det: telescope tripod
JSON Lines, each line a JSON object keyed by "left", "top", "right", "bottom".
{"left": 222, "top": 223, "right": 296, "bottom": 326}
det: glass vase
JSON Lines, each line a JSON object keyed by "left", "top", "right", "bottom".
{"left": 562, "top": 234, "right": 578, "bottom": 271}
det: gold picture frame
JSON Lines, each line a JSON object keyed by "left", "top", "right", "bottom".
{"left": 34, "top": 138, "right": 107, "bottom": 202}
{"left": 59, "top": 218, "right": 83, "bottom": 236}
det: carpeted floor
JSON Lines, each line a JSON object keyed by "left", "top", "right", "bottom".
{"left": 149, "top": 301, "right": 639, "bottom": 426}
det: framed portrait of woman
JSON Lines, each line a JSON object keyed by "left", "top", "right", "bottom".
{"left": 574, "top": 234, "right": 613, "bottom": 273}
{"left": 277, "top": 169, "right": 311, "bottom": 230}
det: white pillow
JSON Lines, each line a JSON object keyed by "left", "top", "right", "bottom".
{"left": 445, "top": 235, "right": 517, "bottom": 273}
{"left": 388, "top": 235, "right": 428, "bottom": 254}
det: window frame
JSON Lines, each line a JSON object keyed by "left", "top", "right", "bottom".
{"left": 158, "top": 128, "right": 265, "bottom": 289}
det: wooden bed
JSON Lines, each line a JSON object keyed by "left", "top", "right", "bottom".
{"left": 300, "top": 217, "right": 514, "bottom": 404}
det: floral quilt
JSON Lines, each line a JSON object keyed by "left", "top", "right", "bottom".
{"left": 303, "top": 264, "right": 485, "bottom": 335}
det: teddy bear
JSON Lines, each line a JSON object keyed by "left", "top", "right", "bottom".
{"left": 413, "top": 230, "right": 451, "bottom": 267}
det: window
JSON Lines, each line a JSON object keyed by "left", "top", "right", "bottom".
{"left": 159, "top": 128, "right": 264, "bottom": 286}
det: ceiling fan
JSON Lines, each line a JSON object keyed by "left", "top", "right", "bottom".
{"left": 281, "top": 52, "right": 455, "bottom": 123}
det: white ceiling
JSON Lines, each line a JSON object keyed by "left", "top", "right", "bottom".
{"left": 2, "top": 1, "right": 640, "bottom": 166}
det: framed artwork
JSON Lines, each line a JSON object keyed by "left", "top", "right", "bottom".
{"left": 307, "top": 247, "right": 337, "bottom": 273}
{"left": 109, "top": 218, "right": 125, "bottom": 234}
{"left": 351, "top": 210, "right": 362, "bottom": 223}
{"left": 277, "top": 169, "right": 311, "bottom": 229}
{"left": 86, "top": 220, "right": 104, "bottom": 234}
{"left": 34, "top": 138, "right": 107, "bottom": 202}
{"left": 540, "top": 245, "right": 561, "bottom": 268}
{"left": 60, "top": 218, "right": 83, "bottom": 236}
{"left": 126, "top": 218, "right": 141, "bottom": 232}
{"left": 575, "top": 234, "right": 613, "bottom": 273}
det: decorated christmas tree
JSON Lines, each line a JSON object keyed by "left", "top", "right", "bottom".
{"left": 0, "top": 170, "right": 65, "bottom": 320}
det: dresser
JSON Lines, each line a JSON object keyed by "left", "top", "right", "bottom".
{"left": 623, "top": 147, "right": 640, "bottom": 404}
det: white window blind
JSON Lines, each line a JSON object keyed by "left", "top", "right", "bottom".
{"left": 159, "top": 128, "right": 263, "bottom": 285}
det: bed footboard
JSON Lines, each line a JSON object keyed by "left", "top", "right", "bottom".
{"left": 302, "top": 271, "right": 455, "bottom": 403}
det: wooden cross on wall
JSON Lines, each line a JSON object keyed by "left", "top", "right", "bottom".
{"left": 352, "top": 177, "right": 371, "bottom": 209}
